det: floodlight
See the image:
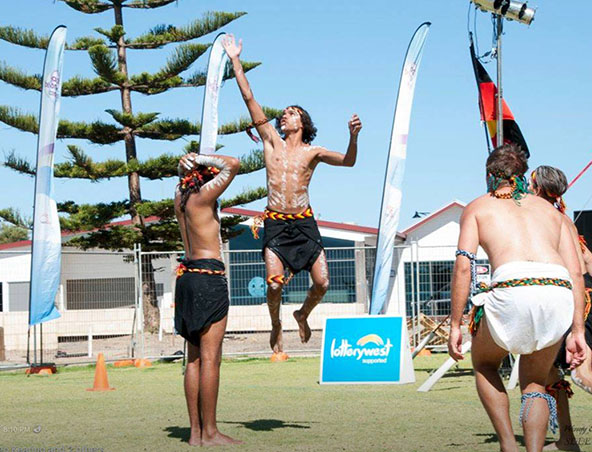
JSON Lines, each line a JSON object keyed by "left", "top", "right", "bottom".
{"left": 471, "top": 0, "right": 536, "bottom": 25}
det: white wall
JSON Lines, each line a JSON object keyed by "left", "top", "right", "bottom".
{"left": 405, "top": 205, "right": 463, "bottom": 247}
{"left": 385, "top": 203, "right": 490, "bottom": 319}
{"left": 0, "top": 252, "right": 31, "bottom": 282}
{"left": 61, "top": 251, "right": 135, "bottom": 280}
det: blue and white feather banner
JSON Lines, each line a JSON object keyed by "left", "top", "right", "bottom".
{"left": 29, "top": 26, "right": 67, "bottom": 326}
{"left": 199, "top": 33, "right": 229, "bottom": 155}
{"left": 370, "top": 23, "right": 431, "bottom": 315}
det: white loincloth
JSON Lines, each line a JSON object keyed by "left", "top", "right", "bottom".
{"left": 471, "top": 261, "right": 574, "bottom": 354}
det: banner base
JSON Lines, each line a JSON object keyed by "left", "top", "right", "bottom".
{"left": 26, "top": 363, "right": 57, "bottom": 375}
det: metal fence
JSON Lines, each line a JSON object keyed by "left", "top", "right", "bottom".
{"left": 0, "top": 244, "right": 478, "bottom": 366}
{"left": 406, "top": 245, "right": 456, "bottom": 348}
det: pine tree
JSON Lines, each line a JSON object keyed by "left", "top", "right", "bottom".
{"left": 0, "top": 0, "right": 279, "bottom": 332}
{"left": 0, "top": 224, "right": 29, "bottom": 244}
{"left": 0, "top": 208, "right": 30, "bottom": 244}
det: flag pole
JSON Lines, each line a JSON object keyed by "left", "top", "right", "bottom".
{"left": 496, "top": 15, "right": 504, "bottom": 147}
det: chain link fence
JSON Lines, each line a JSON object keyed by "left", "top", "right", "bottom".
{"left": 0, "top": 244, "right": 482, "bottom": 366}
{"left": 405, "top": 245, "right": 491, "bottom": 349}
{"left": 0, "top": 250, "right": 138, "bottom": 365}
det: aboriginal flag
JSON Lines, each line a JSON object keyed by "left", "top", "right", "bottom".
{"left": 470, "top": 40, "right": 529, "bottom": 158}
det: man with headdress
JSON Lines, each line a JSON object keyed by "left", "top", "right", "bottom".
{"left": 448, "top": 144, "right": 587, "bottom": 452}
{"left": 222, "top": 34, "right": 362, "bottom": 355}
{"left": 174, "top": 153, "right": 241, "bottom": 446}
{"left": 530, "top": 165, "right": 592, "bottom": 451}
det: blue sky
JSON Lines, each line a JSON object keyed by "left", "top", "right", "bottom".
{"left": 1, "top": 0, "right": 591, "bottom": 230}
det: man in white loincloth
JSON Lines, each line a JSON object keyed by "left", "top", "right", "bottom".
{"left": 448, "top": 144, "right": 587, "bottom": 452}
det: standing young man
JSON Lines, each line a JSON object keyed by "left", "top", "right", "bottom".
{"left": 222, "top": 34, "right": 362, "bottom": 354}
{"left": 174, "top": 153, "right": 240, "bottom": 446}
{"left": 448, "top": 145, "right": 587, "bottom": 452}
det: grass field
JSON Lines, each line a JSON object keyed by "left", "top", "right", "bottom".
{"left": 1, "top": 354, "right": 591, "bottom": 452}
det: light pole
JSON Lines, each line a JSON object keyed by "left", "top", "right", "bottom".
{"left": 471, "top": 0, "right": 536, "bottom": 146}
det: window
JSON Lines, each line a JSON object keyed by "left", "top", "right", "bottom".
{"left": 8, "top": 282, "right": 29, "bottom": 312}
{"left": 405, "top": 259, "right": 489, "bottom": 317}
{"left": 66, "top": 278, "right": 135, "bottom": 310}
{"left": 404, "top": 261, "right": 454, "bottom": 317}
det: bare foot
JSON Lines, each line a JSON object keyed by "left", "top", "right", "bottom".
{"left": 543, "top": 441, "right": 581, "bottom": 451}
{"left": 188, "top": 428, "right": 201, "bottom": 446}
{"left": 270, "top": 321, "right": 283, "bottom": 353}
{"left": 293, "top": 310, "right": 311, "bottom": 343}
{"left": 202, "top": 431, "right": 243, "bottom": 447}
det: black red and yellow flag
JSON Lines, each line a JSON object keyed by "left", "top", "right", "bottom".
{"left": 470, "top": 40, "right": 529, "bottom": 157}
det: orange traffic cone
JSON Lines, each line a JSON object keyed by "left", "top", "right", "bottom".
{"left": 134, "top": 358, "right": 152, "bottom": 368}
{"left": 270, "top": 352, "right": 289, "bottom": 362}
{"left": 87, "top": 353, "right": 115, "bottom": 391}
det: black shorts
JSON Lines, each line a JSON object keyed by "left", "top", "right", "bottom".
{"left": 554, "top": 272, "right": 592, "bottom": 369}
{"left": 262, "top": 213, "right": 324, "bottom": 274}
{"left": 174, "top": 258, "right": 229, "bottom": 346}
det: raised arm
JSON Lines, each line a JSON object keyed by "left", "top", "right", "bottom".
{"left": 221, "top": 35, "right": 276, "bottom": 144}
{"left": 448, "top": 205, "right": 479, "bottom": 361}
{"left": 178, "top": 153, "right": 240, "bottom": 203}
{"left": 317, "top": 114, "right": 362, "bottom": 167}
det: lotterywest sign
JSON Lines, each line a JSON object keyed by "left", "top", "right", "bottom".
{"left": 320, "top": 316, "right": 414, "bottom": 384}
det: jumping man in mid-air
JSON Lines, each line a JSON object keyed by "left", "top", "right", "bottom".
{"left": 222, "top": 34, "right": 362, "bottom": 355}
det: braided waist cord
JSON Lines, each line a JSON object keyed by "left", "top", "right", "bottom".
{"left": 469, "top": 277, "right": 573, "bottom": 335}
{"left": 250, "top": 207, "right": 315, "bottom": 239}
{"left": 176, "top": 263, "right": 225, "bottom": 279}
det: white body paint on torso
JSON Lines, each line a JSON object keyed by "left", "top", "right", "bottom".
{"left": 265, "top": 138, "right": 321, "bottom": 214}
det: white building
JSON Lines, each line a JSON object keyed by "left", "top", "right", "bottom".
{"left": 0, "top": 202, "right": 474, "bottom": 354}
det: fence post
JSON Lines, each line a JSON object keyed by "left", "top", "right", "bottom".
{"left": 413, "top": 241, "right": 421, "bottom": 348}
{"left": 169, "top": 253, "right": 178, "bottom": 337}
{"left": 0, "top": 327, "right": 5, "bottom": 361}
{"left": 137, "top": 243, "right": 145, "bottom": 358}
{"left": 222, "top": 241, "right": 231, "bottom": 300}
{"left": 130, "top": 244, "right": 138, "bottom": 358}
{"left": 409, "top": 243, "right": 417, "bottom": 348}
{"left": 354, "top": 242, "right": 367, "bottom": 312}
{"left": 87, "top": 325, "right": 92, "bottom": 358}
